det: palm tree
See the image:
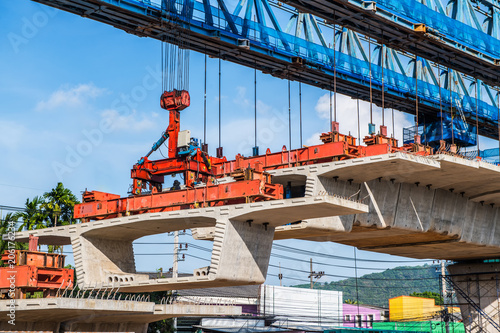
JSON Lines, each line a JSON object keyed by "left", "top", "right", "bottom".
{"left": 14, "top": 196, "right": 49, "bottom": 232}
{"left": 344, "top": 299, "right": 359, "bottom": 304}
{"left": 43, "top": 182, "right": 79, "bottom": 227}
{"left": 0, "top": 213, "right": 27, "bottom": 257}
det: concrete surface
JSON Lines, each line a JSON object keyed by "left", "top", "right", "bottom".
{"left": 193, "top": 153, "right": 500, "bottom": 260}
{"left": 0, "top": 298, "right": 241, "bottom": 332}
{"left": 448, "top": 261, "right": 500, "bottom": 333}
{"left": 14, "top": 196, "right": 367, "bottom": 292}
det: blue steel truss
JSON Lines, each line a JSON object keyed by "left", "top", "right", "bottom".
{"left": 284, "top": 0, "right": 500, "bottom": 87}
{"left": 28, "top": 0, "right": 500, "bottom": 142}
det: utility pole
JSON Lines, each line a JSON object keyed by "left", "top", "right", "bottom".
{"left": 279, "top": 263, "right": 283, "bottom": 287}
{"left": 310, "top": 258, "right": 313, "bottom": 289}
{"left": 173, "top": 230, "right": 179, "bottom": 279}
{"left": 441, "top": 261, "right": 450, "bottom": 333}
{"left": 308, "top": 258, "right": 324, "bottom": 289}
{"left": 173, "top": 230, "right": 179, "bottom": 333}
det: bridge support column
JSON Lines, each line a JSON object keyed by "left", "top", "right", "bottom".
{"left": 448, "top": 261, "right": 500, "bottom": 332}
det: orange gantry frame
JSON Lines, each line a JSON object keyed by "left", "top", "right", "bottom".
{"left": 75, "top": 177, "right": 283, "bottom": 220}
{"left": 0, "top": 236, "right": 74, "bottom": 298}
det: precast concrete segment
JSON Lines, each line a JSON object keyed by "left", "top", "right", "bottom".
{"left": 220, "top": 152, "right": 500, "bottom": 261}
{"left": 13, "top": 195, "right": 367, "bottom": 245}
{"left": 0, "top": 298, "right": 241, "bottom": 332}
{"left": 11, "top": 196, "right": 366, "bottom": 293}
{"left": 448, "top": 262, "right": 500, "bottom": 333}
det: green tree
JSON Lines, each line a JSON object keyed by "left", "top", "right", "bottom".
{"left": 0, "top": 213, "right": 28, "bottom": 256}
{"left": 14, "top": 196, "right": 49, "bottom": 231}
{"left": 13, "top": 183, "right": 80, "bottom": 253}
{"left": 344, "top": 299, "right": 359, "bottom": 304}
{"left": 410, "top": 291, "right": 444, "bottom": 305}
{"left": 43, "top": 182, "right": 80, "bottom": 227}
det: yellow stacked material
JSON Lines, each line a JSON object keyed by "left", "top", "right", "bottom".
{"left": 389, "top": 296, "right": 459, "bottom": 322}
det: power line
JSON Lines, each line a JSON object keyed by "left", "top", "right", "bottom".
{"left": 273, "top": 244, "right": 433, "bottom": 263}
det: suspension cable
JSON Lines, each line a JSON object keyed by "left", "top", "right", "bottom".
{"left": 299, "top": 82, "right": 302, "bottom": 147}
{"left": 255, "top": 65, "right": 257, "bottom": 151}
{"left": 218, "top": 56, "right": 221, "bottom": 149}
{"left": 476, "top": 78, "right": 480, "bottom": 153}
{"left": 333, "top": 18, "right": 337, "bottom": 123}
{"left": 204, "top": 52, "right": 207, "bottom": 145}
{"left": 449, "top": 67, "right": 454, "bottom": 145}
{"left": 392, "top": 106, "right": 395, "bottom": 138}
{"left": 438, "top": 55, "right": 443, "bottom": 141}
{"left": 415, "top": 46, "right": 419, "bottom": 133}
{"left": 497, "top": 90, "right": 500, "bottom": 157}
{"left": 381, "top": 45, "right": 385, "bottom": 126}
{"left": 368, "top": 32, "right": 373, "bottom": 131}
{"left": 357, "top": 98, "right": 361, "bottom": 143}
{"left": 288, "top": 80, "right": 291, "bottom": 150}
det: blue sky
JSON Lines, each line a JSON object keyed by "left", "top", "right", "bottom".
{"left": 0, "top": 0, "right": 469, "bottom": 286}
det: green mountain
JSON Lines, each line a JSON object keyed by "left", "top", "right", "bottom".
{"left": 293, "top": 264, "right": 441, "bottom": 308}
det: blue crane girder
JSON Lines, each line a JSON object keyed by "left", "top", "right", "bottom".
{"left": 27, "top": 0, "right": 500, "bottom": 142}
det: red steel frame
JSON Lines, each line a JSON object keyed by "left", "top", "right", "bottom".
{"left": 75, "top": 178, "right": 282, "bottom": 220}
{"left": 0, "top": 236, "right": 74, "bottom": 298}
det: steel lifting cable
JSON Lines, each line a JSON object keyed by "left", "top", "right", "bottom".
{"left": 357, "top": 98, "right": 360, "bottom": 143}
{"left": 333, "top": 16, "right": 337, "bottom": 124}
{"left": 476, "top": 78, "right": 480, "bottom": 152}
{"left": 497, "top": 90, "right": 500, "bottom": 155}
{"left": 381, "top": 44, "right": 385, "bottom": 127}
{"left": 438, "top": 54, "right": 444, "bottom": 141}
{"left": 204, "top": 52, "right": 207, "bottom": 145}
{"left": 288, "top": 79, "right": 292, "bottom": 150}
{"left": 449, "top": 67, "right": 454, "bottom": 145}
{"left": 299, "top": 82, "right": 302, "bottom": 148}
{"left": 392, "top": 105, "right": 395, "bottom": 138}
{"left": 254, "top": 64, "right": 257, "bottom": 151}
{"left": 368, "top": 30, "right": 373, "bottom": 131}
{"left": 218, "top": 55, "right": 222, "bottom": 150}
{"left": 415, "top": 44, "right": 419, "bottom": 131}
{"left": 330, "top": 89, "right": 333, "bottom": 130}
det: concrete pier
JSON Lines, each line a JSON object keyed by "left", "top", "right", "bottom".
{"left": 448, "top": 261, "right": 500, "bottom": 333}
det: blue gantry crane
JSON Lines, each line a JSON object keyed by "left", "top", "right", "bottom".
{"left": 28, "top": 0, "right": 500, "bottom": 145}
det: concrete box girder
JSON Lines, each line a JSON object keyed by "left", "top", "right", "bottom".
{"left": 194, "top": 153, "right": 500, "bottom": 261}
{"left": 13, "top": 196, "right": 367, "bottom": 293}
{"left": 0, "top": 298, "right": 241, "bottom": 332}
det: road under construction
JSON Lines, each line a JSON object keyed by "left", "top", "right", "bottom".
{"left": 4, "top": 0, "right": 500, "bottom": 332}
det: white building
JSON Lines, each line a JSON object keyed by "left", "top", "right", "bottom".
{"left": 259, "top": 285, "right": 343, "bottom": 328}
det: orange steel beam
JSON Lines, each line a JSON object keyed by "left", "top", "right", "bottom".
{"left": 75, "top": 179, "right": 283, "bottom": 220}
{"left": 0, "top": 266, "right": 74, "bottom": 290}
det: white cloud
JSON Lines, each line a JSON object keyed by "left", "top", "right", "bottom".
{"left": 36, "top": 83, "right": 105, "bottom": 111}
{"left": 306, "top": 132, "right": 322, "bottom": 146}
{"left": 0, "top": 121, "right": 27, "bottom": 149}
{"left": 100, "top": 109, "right": 157, "bottom": 132}
{"left": 233, "top": 86, "right": 250, "bottom": 107}
{"left": 315, "top": 93, "right": 413, "bottom": 142}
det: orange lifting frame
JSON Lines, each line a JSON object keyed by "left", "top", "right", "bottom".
{"left": 75, "top": 179, "right": 283, "bottom": 220}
